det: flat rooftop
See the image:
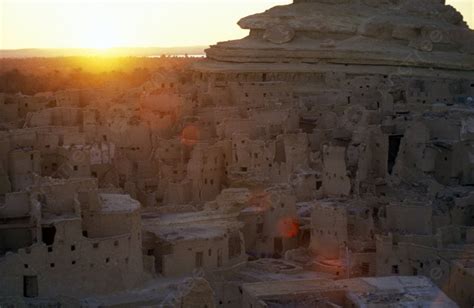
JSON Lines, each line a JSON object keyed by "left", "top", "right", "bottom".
{"left": 347, "top": 276, "right": 458, "bottom": 307}
{"left": 99, "top": 194, "right": 140, "bottom": 213}
{"left": 227, "top": 258, "right": 335, "bottom": 285}
{"left": 143, "top": 210, "right": 243, "bottom": 242}
{"left": 243, "top": 276, "right": 457, "bottom": 307}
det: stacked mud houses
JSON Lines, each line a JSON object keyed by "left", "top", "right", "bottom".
{"left": 1, "top": 0, "right": 474, "bottom": 306}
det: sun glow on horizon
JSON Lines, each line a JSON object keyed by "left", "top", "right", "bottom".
{"left": 77, "top": 25, "right": 119, "bottom": 50}
{"left": 0, "top": 0, "right": 472, "bottom": 50}
{"left": 48, "top": 3, "right": 125, "bottom": 50}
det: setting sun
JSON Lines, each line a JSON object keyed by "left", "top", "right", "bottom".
{"left": 48, "top": 3, "right": 124, "bottom": 49}
{"left": 0, "top": 0, "right": 470, "bottom": 50}
{"left": 75, "top": 19, "right": 119, "bottom": 49}
{"left": 0, "top": 0, "right": 295, "bottom": 49}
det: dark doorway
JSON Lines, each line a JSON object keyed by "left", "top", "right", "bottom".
{"left": 155, "top": 255, "right": 163, "bottom": 274}
{"left": 275, "top": 139, "right": 286, "bottom": 163}
{"left": 274, "top": 237, "right": 283, "bottom": 258}
{"left": 299, "top": 230, "right": 311, "bottom": 248}
{"left": 41, "top": 226, "right": 56, "bottom": 246}
{"left": 361, "top": 262, "right": 370, "bottom": 275}
{"left": 23, "top": 276, "right": 38, "bottom": 298}
{"left": 228, "top": 232, "right": 242, "bottom": 259}
{"left": 392, "top": 265, "right": 399, "bottom": 274}
{"left": 195, "top": 252, "right": 203, "bottom": 267}
{"left": 155, "top": 242, "right": 172, "bottom": 274}
{"left": 316, "top": 181, "right": 322, "bottom": 190}
{"left": 388, "top": 135, "right": 403, "bottom": 174}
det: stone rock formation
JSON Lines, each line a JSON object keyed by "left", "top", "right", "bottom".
{"left": 203, "top": 0, "right": 473, "bottom": 70}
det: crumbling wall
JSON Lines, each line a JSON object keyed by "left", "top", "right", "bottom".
{"left": 186, "top": 143, "right": 225, "bottom": 202}
{"left": 446, "top": 260, "right": 474, "bottom": 307}
{"left": 250, "top": 186, "right": 299, "bottom": 258}
{"left": 384, "top": 202, "right": 433, "bottom": 235}
{"left": 310, "top": 201, "right": 348, "bottom": 259}
{"left": 0, "top": 217, "right": 146, "bottom": 298}
{"left": 8, "top": 150, "right": 41, "bottom": 191}
{"left": 322, "top": 146, "right": 351, "bottom": 196}
{"left": 161, "top": 235, "right": 234, "bottom": 277}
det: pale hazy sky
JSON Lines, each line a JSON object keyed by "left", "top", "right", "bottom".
{"left": 0, "top": 0, "right": 472, "bottom": 49}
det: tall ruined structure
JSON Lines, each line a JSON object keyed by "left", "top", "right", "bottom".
{"left": 193, "top": 0, "right": 474, "bottom": 192}
{"left": 190, "top": 0, "right": 474, "bottom": 306}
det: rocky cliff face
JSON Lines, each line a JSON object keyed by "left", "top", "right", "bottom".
{"left": 205, "top": 0, "right": 473, "bottom": 70}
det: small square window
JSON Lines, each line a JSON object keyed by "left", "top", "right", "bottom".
{"left": 93, "top": 243, "right": 99, "bottom": 249}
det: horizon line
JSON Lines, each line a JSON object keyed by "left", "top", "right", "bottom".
{"left": 0, "top": 45, "right": 210, "bottom": 51}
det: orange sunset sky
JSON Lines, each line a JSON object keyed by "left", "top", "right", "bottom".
{"left": 0, "top": 0, "right": 472, "bottom": 50}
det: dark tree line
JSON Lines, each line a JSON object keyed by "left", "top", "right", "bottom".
{"left": 0, "top": 56, "right": 196, "bottom": 94}
{"left": 0, "top": 67, "right": 152, "bottom": 94}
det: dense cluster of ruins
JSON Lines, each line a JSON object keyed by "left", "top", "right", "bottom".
{"left": 1, "top": 0, "right": 474, "bottom": 306}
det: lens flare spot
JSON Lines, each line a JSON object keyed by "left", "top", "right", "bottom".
{"left": 277, "top": 217, "right": 299, "bottom": 239}
{"left": 180, "top": 124, "right": 200, "bottom": 146}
